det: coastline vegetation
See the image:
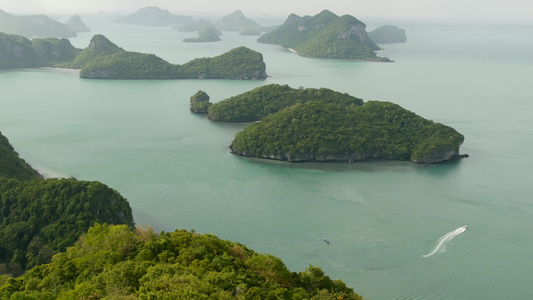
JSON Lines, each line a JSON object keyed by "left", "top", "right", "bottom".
{"left": 0, "top": 33, "right": 267, "bottom": 80}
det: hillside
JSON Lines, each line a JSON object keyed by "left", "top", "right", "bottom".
{"left": 230, "top": 101, "right": 465, "bottom": 164}
{"left": 113, "top": 6, "right": 193, "bottom": 26}
{"left": 0, "top": 224, "right": 363, "bottom": 299}
{"left": 0, "top": 33, "right": 267, "bottom": 80}
{"left": 0, "top": 178, "right": 135, "bottom": 274}
{"left": 258, "top": 10, "right": 389, "bottom": 61}
{"left": 0, "top": 9, "right": 75, "bottom": 38}
{"left": 0, "top": 131, "right": 40, "bottom": 180}
{"left": 80, "top": 39, "right": 266, "bottom": 79}
{"left": 206, "top": 84, "right": 363, "bottom": 122}
{"left": 368, "top": 25, "right": 407, "bottom": 43}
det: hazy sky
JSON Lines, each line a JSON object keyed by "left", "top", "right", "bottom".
{"left": 0, "top": 0, "right": 531, "bottom": 24}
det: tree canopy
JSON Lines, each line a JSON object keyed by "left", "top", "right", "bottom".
{"left": 207, "top": 84, "right": 363, "bottom": 122}
{"left": 258, "top": 10, "right": 389, "bottom": 61}
{"left": 0, "top": 223, "right": 363, "bottom": 299}
{"left": 0, "top": 177, "right": 134, "bottom": 274}
{"left": 0, "top": 33, "right": 267, "bottom": 80}
{"left": 230, "top": 100, "right": 464, "bottom": 163}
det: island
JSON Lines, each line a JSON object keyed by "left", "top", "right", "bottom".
{"left": 0, "top": 9, "right": 76, "bottom": 38}
{"left": 65, "top": 15, "right": 90, "bottom": 33}
{"left": 177, "top": 19, "right": 222, "bottom": 36}
{"left": 215, "top": 10, "right": 261, "bottom": 32}
{"left": 257, "top": 10, "right": 390, "bottom": 61}
{"left": 112, "top": 6, "right": 193, "bottom": 26}
{"left": 190, "top": 90, "right": 212, "bottom": 113}
{"left": 183, "top": 27, "right": 222, "bottom": 43}
{"left": 0, "top": 33, "right": 268, "bottom": 80}
{"left": 229, "top": 100, "right": 465, "bottom": 164}
{"left": 205, "top": 84, "right": 363, "bottom": 122}
{"left": 0, "top": 130, "right": 364, "bottom": 299}
{"left": 368, "top": 25, "right": 407, "bottom": 44}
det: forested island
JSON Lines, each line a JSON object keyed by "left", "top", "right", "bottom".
{"left": 0, "top": 33, "right": 267, "bottom": 80}
{"left": 0, "top": 9, "right": 76, "bottom": 38}
{"left": 258, "top": 10, "right": 390, "bottom": 61}
{"left": 0, "top": 131, "right": 364, "bottom": 298}
{"left": 193, "top": 84, "right": 465, "bottom": 164}
{"left": 206, "top": 84, "right": 363, "bottom": 122}
{"left": 368, "top": 25, "right": 407, "bottom": 44}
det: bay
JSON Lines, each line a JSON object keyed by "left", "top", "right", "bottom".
{"left": 1, "top": 17, "right": 532, "bottom": 299}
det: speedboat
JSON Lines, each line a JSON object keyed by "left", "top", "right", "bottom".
{"left": 463, "top": 225, "right": 468, "bottom": 230}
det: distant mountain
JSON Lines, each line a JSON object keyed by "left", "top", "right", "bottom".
{"left": 113, "top": 6, "right": 194, "bottom": 26}
{"left": 0, "top": 9, "right": 76, "bottom": 38}
{"left": 177, "top": 19, "right": 222, "bottom": 36}
{"left": 368, "top": 25, "right": 406, "bottom": 44}
{"left": 215, "top": 10, "right": 260, "bottom": 31}
{"left": 258, "top": 10, "right": 389, "bottom": 61}
{"left": 65, "top": 15, "right": 90, "bottom": 33}
{"left": 183, "top": 27, "right": 221, "bottom": 43}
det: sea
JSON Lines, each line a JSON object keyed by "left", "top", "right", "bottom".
{"left": 1, "top": 15, "right": 532, "bottom": 299}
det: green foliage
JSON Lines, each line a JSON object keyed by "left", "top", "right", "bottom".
{"left": 80, "top": 51, "right": 179, "bottom": 79}
{"left": 31, "top": 38, "right": 79, "bottom": 66}
{"left": 0, "top": 177, "right": 135, "bottom": 272}
{"left": 190, "top": 90, "right": 212, "bottom": 113}
{"left": 295, "top": 15, "right": 380, "bottom": 60}
{"left": 258, "top": 10, "right": 388, "bottom": 61}
{"left": 0, "top": 33, "right": 266, "bottom": 80}
{"left": 0, "top": 131, "right": 40, "bottom": 180}
{"left": 208, "top": 84, "right": 363, "bottom": 122}
{"left": 0, "top": 224, "right": 363, "bottom": 299}
{"left": 180, "top": 46, "right": 267, "bottom": 80}
{"left": 230, "top": 100, "right": 464, "bottom": 163}
{"left": 368, "top": 25, "right": 407, "bottom": 44}
{"left": 69, "top": 34, "right": 123, "bottom": 69}
{"left": 0, "top": 33, "right": 39, "bottom": 69}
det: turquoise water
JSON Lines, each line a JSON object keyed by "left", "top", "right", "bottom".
{"left": 1, "top": 18, "right": 533, "bottom": 299}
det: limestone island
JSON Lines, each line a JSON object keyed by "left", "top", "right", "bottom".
{"left": 112, "top": 6, "right": 193, "bottom": 26}
{"left": 0, "top": 33, "right": 267, "bottom": 80}
{"left": 215, "top": 10, "right": 261, "bottom": 34}
{"left": 183, "top": 27, "right": 222, "bottom": 43}
{"left": 193, "top": 84, "right": 466, "bottom": 164}
{"left": 0, "top": 9, "right": 76, "bottom": 38}
{"left": 368, "top": 25, "right": 407, "bottom": 44}
{"left": 257, "top": 10, "right": 390, "bottom": 61}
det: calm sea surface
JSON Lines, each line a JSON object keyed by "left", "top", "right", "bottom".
{"left": 1, "top": 16, "right": 532, "bottom": 299}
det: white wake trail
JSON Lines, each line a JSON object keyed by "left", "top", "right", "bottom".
{"left": 422, "top": 226, "right": 467, "bottom": 258}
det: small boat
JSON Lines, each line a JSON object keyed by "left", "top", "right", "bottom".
{"left": 323, "top": 237, "right": 330, "bottom": 244}
{"left": 463, "top": 225, "right": 468, "bottom": 230}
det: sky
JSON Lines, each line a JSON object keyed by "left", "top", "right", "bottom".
{"left": 0, "top": 0, "right": 531, "bottom": 24}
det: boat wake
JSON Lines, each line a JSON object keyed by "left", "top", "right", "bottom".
{"left": 422, "top": 226, "right": 467, "bottom": 258}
